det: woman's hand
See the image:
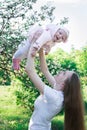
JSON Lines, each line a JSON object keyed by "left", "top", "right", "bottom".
{"left": 30, "top": 47, "right": 38, "bottom": 57}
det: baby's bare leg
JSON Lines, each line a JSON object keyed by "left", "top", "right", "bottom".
{"left": 12, "top": 39, "right": 30, "bottom": 70}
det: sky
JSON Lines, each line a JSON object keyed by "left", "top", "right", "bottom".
{"left": 35, "top": 0, "right": 87, "bottom": 52}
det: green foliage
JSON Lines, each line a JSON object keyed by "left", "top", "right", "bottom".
{"left": 73, "top": 46, "right": 87, "bottom": 76}
{"left": 52, "top": 116, "right": 64, "bottom": 130}
{"left": 48, "top": 48, "right": 78, "bottom": 72}
{"left": 52, "top": 119, "right": 64, "bottom": 130}
{"left": 15, "top": 83, "right": 38, "bottom": 112}
{"left": 0, "top": 0, "right": 87, "bottom": 116}
{"left": 10, "top": 75, "right": 38, "bottom": 112}
{"left": 80, "top": 76, "right": 87, "bottom": 113}
{"left": 0, "top": 0, "right": 57, "bottom": 112}
{"left": 60, "top": 17, "right": 69, "bottom": 25}
{"left": 0, "top": 86, "right": 29, "bottom": 130}
{"left": 0, "top": 0, "right": 55, "bottom": 85}
{"left": 0, "top": 1, "right": 87, "bottom": 130}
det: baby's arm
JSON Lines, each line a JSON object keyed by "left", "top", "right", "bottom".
{"left": 31, "top": 30, "right": 52, "bottom": 56}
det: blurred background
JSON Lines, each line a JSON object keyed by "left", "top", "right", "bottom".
{"left": 0, "top": 0, "right": 87, "bottom": 129}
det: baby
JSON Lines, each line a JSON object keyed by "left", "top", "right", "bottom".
{"left": 12, "top": 24, "right": 69, "bottom": 70}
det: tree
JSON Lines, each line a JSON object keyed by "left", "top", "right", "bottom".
{"left": 0, "top": 0, "right": 56, "bottom": 112}
{"left": 0, "top": 0, "right": 55, "bottom": 85}
{"left": 73, "top": 46, "right": 87, "bottom": 76}
{"left": 0, "top": 0, "right": 69, "bottom": 111}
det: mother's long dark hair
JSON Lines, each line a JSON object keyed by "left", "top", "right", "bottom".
{"left": 64, "top": 72, "right": 85, "bottom": 130}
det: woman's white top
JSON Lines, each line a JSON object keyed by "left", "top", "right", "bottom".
{"left": 29, "top": 85, "right": 64, "bottom": 130}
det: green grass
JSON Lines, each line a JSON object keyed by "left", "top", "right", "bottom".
{"left": 0, "top": 86, "right": 29, "bottom": 130}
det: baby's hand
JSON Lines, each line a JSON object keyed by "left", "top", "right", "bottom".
{"left": 43, "top": 44, "right": 51, "bottom": 55}
{"left": 31, "top": 47, "right": 38, "bottom": 57}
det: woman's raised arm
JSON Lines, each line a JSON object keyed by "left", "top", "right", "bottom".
{"left": 25, "top": 46, "right": 45, "bottom": 94}
{"left": 39, "top": 49, "right": 56, "bottom": 87}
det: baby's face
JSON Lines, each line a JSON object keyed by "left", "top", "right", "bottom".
{"left": 53, "top": 28, "right": 68, "bottom": 43}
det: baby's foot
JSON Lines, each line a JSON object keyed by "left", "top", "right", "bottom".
{"left": 12, "top": 59, "right": 21, "bottom": 70}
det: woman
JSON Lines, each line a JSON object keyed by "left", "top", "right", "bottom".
{"left": 25, "top": 46, "right": 85, "bottom": 130}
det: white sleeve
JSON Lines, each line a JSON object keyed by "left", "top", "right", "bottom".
{"left": 32, "top": 30, "right": 52, "bottom": 50}
{"left": 44, "top": 85, "right": 64, "bottom": 103}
